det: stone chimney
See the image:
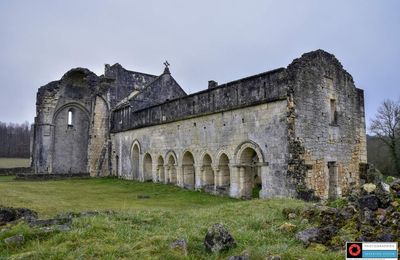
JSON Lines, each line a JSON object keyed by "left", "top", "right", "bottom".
{"left": 208, "top": 80, "right": 218, "bottom": 89}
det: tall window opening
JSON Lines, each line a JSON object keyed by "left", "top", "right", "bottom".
{"left": 68, "top": 109, "right": 73, "bottom": 126}
{"left": 330, "top": 99, "right": 337, "bottom": 125}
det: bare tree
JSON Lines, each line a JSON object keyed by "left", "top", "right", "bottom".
{"left": 370, "top": 98, "right": 400, "bottom": 176}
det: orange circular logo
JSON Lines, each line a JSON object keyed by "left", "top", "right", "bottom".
{"left": 348, "top": 243, "right": 361, "bottom": 257}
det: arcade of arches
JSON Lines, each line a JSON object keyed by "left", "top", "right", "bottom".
{"left": 124, "top": 141, "right": 268, "bottom": 199}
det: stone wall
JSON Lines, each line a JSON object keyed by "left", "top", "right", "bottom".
{"left": 112, "top": 100, "right": 293, "bottom": 199}
{"left": 31, "top": 49, "right": 367, "bottom": 200}
{"left": 32, "top": 69, "right": 99, "bottom": 174}
{"left": 88, "top": 96, "right": 111, "bottom": 177}
{"left": 112, "top": 68, "right": 287, "bottom": 132}
{"left": 126, "top": 70, "right": 187, "bottom": 112}
{"left": 31, "top": 68, "right": 112, "bottom": 176}
{"left": 287, "top": 50, "right": 367, "bottom": 199}
{"left": 104, "top": 63, "right": 157, "bottom": 108}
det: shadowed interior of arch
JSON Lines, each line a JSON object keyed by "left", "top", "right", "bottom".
{"left": 239, "top": 147, "right": 261, "bottom": 199}
{"left": 201, "top": 154, "right": 214, "bottom": 191}
{"left": 167, "top": 155, "right": 177, "bottom": 184}
{"left": 131, "top": 144, "right": 139, "bottom": 179}
{"left": 143, "top": 153, "right": 152, "bottom": 181}
{"left": 217, "top": 153, "right": 230, "bottom": 194}
{"left": 115, "top": 155, "right": 119, "bottom": 177}
{"left": 157, "top": 156, "right": 165, "bottom": 183}
{"left": 182, "top": 151, "right": 195, "bottom": 189}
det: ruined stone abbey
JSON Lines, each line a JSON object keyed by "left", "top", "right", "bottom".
{"left": 31, "top": 50, "right": 367, "bottom": 199}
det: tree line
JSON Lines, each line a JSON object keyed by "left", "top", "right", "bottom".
{"left": 369, "top": 97, "right": 400, "bottom": 177}
{"left": 0, "top": 121, "right": 31, "bottom": 158}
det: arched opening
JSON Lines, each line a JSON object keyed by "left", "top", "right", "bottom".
{"left": 202, "top": 154, "right": 214, "bottom": 192}
{"left": 143, "top": 153, "right": 152, "bottom": 181}
{"left": 216, "top": 153, "right": 230, "bottom": 194}
{"left": 157, "top": 156, "right": 165, "bottom": 183}
{"left": 167, "top": 154, "right": 177, "bottom": 184}
{"left": 239, "top": 147, "right": 261, "bottom": 199}
{"left": 131, "top": 144, "right": 140, "bottom": 179}
{"left": 182, "top": 151, "right": 195, "bottom": 189}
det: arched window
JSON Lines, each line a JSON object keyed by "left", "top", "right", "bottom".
{"left": 68, "top": 109, "right": 73, "bottom": 126}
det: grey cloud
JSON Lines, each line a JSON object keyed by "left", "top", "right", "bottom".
{"left": 0, "top": 0, "right": 399, "bottom": 125}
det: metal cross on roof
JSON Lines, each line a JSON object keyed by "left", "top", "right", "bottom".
{"left": 163, "top": 60, "right": 170, "bottom": 67}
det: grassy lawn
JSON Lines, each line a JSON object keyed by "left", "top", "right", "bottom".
{"left": 0, "top": 176, "right": 343, "bottom": 259}
{"left": 0, "top": 158, "right": 30, "bottom": 168}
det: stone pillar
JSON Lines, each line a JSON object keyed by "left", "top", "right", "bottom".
{"left": 259, "top": 163, "right": 271, "bottom": 199}
{"left": 139, "top": 154, "right": 144, "bottom": 182}
{"left": 239, "top": 166, "right": 246, "bottom": 198}
{"left": 199, "top": 165, "right": 205, "bottom": 188}
{"left": 177, "top": 164, "right": 184, "bottom": 187}
{"left": 336, "top": 164, "right": 342, "bottom": 197}
{"left": 213, "top": 165, "right": 220, "bottom": 187}
{"left": 229, "top": 165, "right": 240, "bottom": 198}
{"left": 152, "top": 163, "right": 158, "bottom": 182}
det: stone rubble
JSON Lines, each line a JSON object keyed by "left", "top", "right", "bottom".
{"left": 293, "top": 177, "right": 400, "bottom": 249}
{"left": 204, "top": 223, "right": 236, "bottom": 253}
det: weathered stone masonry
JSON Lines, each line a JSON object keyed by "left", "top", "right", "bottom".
{"left": 31, "top": 50, "right": 367, "bottom": 199}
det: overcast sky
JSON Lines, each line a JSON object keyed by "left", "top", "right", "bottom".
{"left": 0, "top": 1, "right": 399, "bottom": 128}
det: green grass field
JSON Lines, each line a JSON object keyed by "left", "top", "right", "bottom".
{"left": 0, "top": 158, "right": 30, "bottom": 168}
{"left": 0, "top": 177, "right": 343, "bottom": 259}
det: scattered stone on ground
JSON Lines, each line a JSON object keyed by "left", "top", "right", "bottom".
{"left": 55, "top": 211, "right": 100, "bottom": 219}
{"left": 0, "top": 207, "right": 119, "bottom": 242}
{"left": 40, "top": 224, "right": 72, "bottom": 233}
{"left": 278, "top": 222, "right": 296, "bottom": 233}
{"left": 204, "top": 223, "right": 236, "bottom": 253}
{"left": 0, "top": 207, "right": 38, "bottom": 225}
{"left": 227, "top": 251, "right": 249, "bottom": 260}
{"left": 282, "top": 207, "right": 300, "bottom": 220}
{"left": 308, "top": 242, "right": 327, "bottom": 252}
{"left": 362, "top": 183, "right": 376, "bottom": 193}
{"left": 0, "top": 227, "right": 10, "bottom": 235}
{"left": 296, "top": 224, "right": 338, "bottom": 246}
{"left": 295, "top": 177, "right": 400, "bottom": 249}
{"left": 0, "top": 207, "right": 15, "bottom": 224}
{"left": 361, "top": 166, "right": 383, "bottom": 184}
{"left": 358, "top": 194, "right": 379, "bottom": 211}
{"left": 137, "top": 195, "right": 150, "bottom": 199}
{"left": 4, "top": 234, "right": 24, "bottom": 247}
{"left": 266, "top": 255, "right": 281, "bottom": 260}
{"left": 29, "top": 217, "right": 72, "bottom": 228}
{"left": 169, "top": 239, "right": 188, "bottom": 256}
{"left": 300, "top": 219, "right": 309, "bottom": 224}
{"left": 389, "top": 178, "right": 400, "bottom": 194}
